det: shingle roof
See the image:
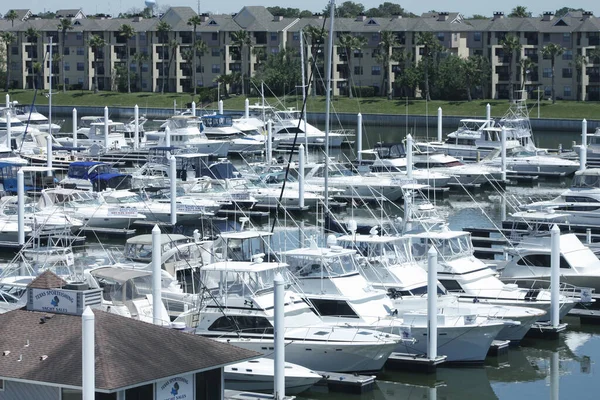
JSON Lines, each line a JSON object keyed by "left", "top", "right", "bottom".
{"left": 6, "top": 9, "right": 32, "bottom": 21}
{"left": 55, "top": 9, "right": 83, "bottom": 18}
{"left": 27, "top": 270, "right": 68, "bottom": 289}
{"left": 0, "top": 309, "right": 259, "bottom": 391}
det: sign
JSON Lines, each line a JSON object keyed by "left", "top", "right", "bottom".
{"left": 176, "top": 204, "right": 205, "bottom": 213}
{"left": 31, "top": 288, "right": 78, "bottom": 314}
{"left": 156, "top": 374, "right": 194, "bottom": 400}
{"left": 108, "top": 206, "right": 138, "bottom": 217}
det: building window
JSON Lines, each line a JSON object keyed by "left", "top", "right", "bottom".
{"left": 543, "top": 33, "right": 550, "bottom": 42}
{"left": 564, "top": 86, "right": 571, "bottom": 97}
{"left": 142, "top": 80, "right": 148, "bottom": 88}
{"left": 562, "top": 67, "right": 572, "bottom": 78}
{"left": 292, "top": 32, "right": 300, "bottom": 41}
{"left": 212, "top": 48, "right": 220, "bottom": 57}
{"left": 544, "top": 86, "right": 552, "bottom": 96}
{"left": 212, "top": 32, "right": 218, "bottom": 41}
{"left": 63, "top": 46, "right": 70, "bottom": 56}
{"left": 76, "top": 32, "right": 83, "bottom": 41}
{"left": 64, "top": 78, "right": 69, "bottom": 84}
{"left": 562, "top": 50, "right": 573, "bottom": 60}
{"left": 64, "top": 62, "right": 70, "bottom": 71}
{"left": 77, "top": 62, "right": 84, "bottom": 71}
{"left": 371, "top": 32, "right": 379, "bottom": 41}
{"left": 437, "top": 32, "right": 444, "bottom": 41}
{"left": 142, "top": 63, "right": 148, "bottom": 72}
{"left": 139, "top": 32, "right": 146, "bottom": 40}
{"left": 78, "top": 77, "right": 84, "bottom": 84}
{"left": 211, "top": 64, "right": 220, "bottom": 73}
{"left": 270, "top": 32, "right": 277, "bottom": 41}
{"left": 354, "top": 66, "right": 363, "bottom": 75}
{"left": 77, "top": 47, "right": 84, "bottom": 55}
{"left": 372, "top": 65, "right": 381, "bottom": 75}
{"left": 353, "top": 49, "right": 363, "bottom": 58}
{"left": 563, "top": 32, "right": 571, "bottom": 41}
{"left": 543, "top": 67, "right": 552, "bottom": 78}
{"left": 474, "top": 32, "right": 481, "bottom": 41}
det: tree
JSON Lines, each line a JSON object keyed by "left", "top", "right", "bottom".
{"left": 88, "top": 34, "right": 106, "bottom": 93}
{"left": 377, "top": 31, "right": 399, "bottom": 99}
{"left": 231, "top": 30, "right": 253, "bottom": 96}
{"left": 25, "top": 27, "right": 40, "bottom": 43}
{"left": 187, "top": 15, "right": 203, "bottom": 96}
{"left": 132, "top": 51, "right": 149, "bottom": 91}
{"left": 304, "top": 25, "right": 328, "bottom": 96}
{"left": 519, "top": 57, "right": 536, "bottom": 92}
{"left": 469, "top": 14, "right": 489, "bottom": 20}
{"left": 118, "top": 24, "right": 136, "bottom": 93}
{"left": 542, "top": 43, "right": 564, "bottom": 104}
{"left": 436, "top": 55, "right": 466, "bottom": 100}
{"left": 508, "top": 6, "right": 531, "bottom": 18}
{"left": 500, "top": 34, "right": 522, "bottom": 101}
{"left": 555, "top": 7, "right": 585, "bottom": 17}
{"left": 266, "top": 7, "right": 302, "bottom": 17}
{"left": 194, "top": 39, "right": 208, "bottom": 90}
{"left": 323, "top": 1, "right": 365, "bottom": 18}
{"left": 32, "top": 61, "right": 42, "bottom": 89}
{"left": 4, "top": 10, "right": 18, "bottom": 27}
{"left": 166, "top": 39, "right": 179, "bottom": 93}
{"left": 417, "top": 31, "right": 443, "bottom": 101}
{"left": 253, "top": 48, "right": 301, "bottom": 96}
{"left": 574, "top": 53, "right": 587, "bottom": 101}
{"left": 1, "top": 32, "right": 16, "bottom": 91}
{"left": 462, "top": 56, "right": 479, "bottom": 101}
{"left": 57, "top": 18, "right": 74, "bottom": 92}
{"left": 338, "top": 33, "right": 367, "bottom": 98}
{"left": 157, "top": 21, "right": 172, "bottom": 93}
{"left": 215, "top": 73, "right": 234, "bottom": 96}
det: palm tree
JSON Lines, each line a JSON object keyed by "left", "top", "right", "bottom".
{"left": 304, "top": 25, "right": 328, "bottom": 96}
{"left": 575, "top": 54, "right": 588, "bottom": 101}
{"left": 88, "top": 34, "right": 106, "bottom": 93}
{"left": 542, "top": 43, "right": 565, "bottom": 104}
{"left": 377, "top": 31, "right": 399, "bottom": 99}
{"left": 508, "top": 6, "right": 530, "bottom": 18}
{"left": 118, "top": 24, "right": 136, "bottom": 93}
{"left": 252, "top": 46, "right": 266, "bottom": 70}
{"left": 338, "top": 33, "right": 367, "bottom": 98}
{"left": 166, "top": 39, "right": 179, "bottom": 92}
{"left": 156, "top": 21, "right": 172, "bottom": 93}
{"left": 132, "top": 51, "right": 149, "bottom": 91}
{"left": 4, "top": 10, "right": 18, "bottom": 27}
{"left": 500, "top": 34, "right": 522, "bottom": 101}
{"left": 417, "top": 31, "right": 443, "bottom": 101}
{"left": 194, "top": 39, "right": 208, "bottom": 89}
{"left": 187, "top": 15, "right": 203, "bottom": 96}
{"left": 57, "top": 18, "right": 74, "bottom": 92}
{"left": 230, "top": 30, "right": 253, "bottom": 95}
{"left": 1, "top": 32, "right": 16, "bottom": 91}
{"left": 519, "top": 56, "right": 536, "bottom": 91}
{"left": 25, "top": 27, "right": 40, "bottom": 43}
{"left": 215, "top": 73, "right": 234, "bottom": 96}
{"left": 462, "top": 56, "right": 480, "bottom": 101}
{"left": 32, "top": 61, "right": 42, "bottom": 89}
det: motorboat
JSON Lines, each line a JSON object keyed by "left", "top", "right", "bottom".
{"left": 37, "top": 187, "right": 145, "bottom": 229}
{"left": 335, "top": 233, "right": 546, "bottom": 343}
{"left": 224, "top": 358, "right": 322, "bottom": 394}
{"left": 175, "top": 260, "right": 402, "bottom": 373}
{"left": 280, "top": 244, "right": 507, "bottom": 363}
{"left": 271, "top": 108, "right": 345, "bottom": 147}
{"left": 11, "top": 104, "right": 62, "bottom": 134}
{"left": 481, "top": 146, "right": 579, "bottom": 177}
{"left": 0, "top": 195, "right": 83, "bottom": 234}
{"left": 59, "top": 161, "right": 133, "bottom": 192}
{"left": 55, "top": 120, "right": 130, "bottom": 150}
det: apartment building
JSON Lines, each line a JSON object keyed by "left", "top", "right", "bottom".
{"left": 1, "top": 6, "right": 600, "bottom": 100}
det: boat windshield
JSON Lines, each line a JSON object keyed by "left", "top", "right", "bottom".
{"left": 94, "top": 274, "right": 153, "bottom": 303}
{"left": 105, "top": 193, "right": 144, "bottom": 204}
{"left": 285, "top": 253, "right": 357, "bottom": 277}
{"left": 202, "top": 267, "right": 286, "bottom": 296}
{"left": 572, "top": 173, "right": 600, "bottom": 188}
{"left": 411, "top": 234, "right": 473, "bottom": 261}
{"left": 339, "top": 239, "right": 411, "bottom": 265}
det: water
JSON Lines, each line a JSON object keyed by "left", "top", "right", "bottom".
{"left": 48, "top": 114, "right": 597, "bottom": 399}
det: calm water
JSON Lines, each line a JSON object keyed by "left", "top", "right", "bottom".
{"left": 51, "top": 114, "right": 595, "bottom": 400}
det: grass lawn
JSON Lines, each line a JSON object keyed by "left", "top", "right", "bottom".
{"left": 2, "top": 89, "right": 599, "bottom": 120}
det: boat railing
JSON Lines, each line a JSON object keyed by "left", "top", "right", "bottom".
{"left": 500, "top": 278, "right": 594, "bottom": 303}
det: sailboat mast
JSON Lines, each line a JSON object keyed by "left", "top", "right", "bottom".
{"left": 299, "top": 30, "right": 309, "bottom": 158}
{"left": 324, "top": 0, "right": 335, "bottom": 210}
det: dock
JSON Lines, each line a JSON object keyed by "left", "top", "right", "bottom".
{"left": 314, "top": 371, "right": 376, "bottom": 394}
{"left": 526, "top": 322, "right": 568, "bottom": 339}
{"left": 384, "top": 353, "right": 447, "bottom": 373}
{"left": 487, "top": 340, "right": 511, "bottom": 357}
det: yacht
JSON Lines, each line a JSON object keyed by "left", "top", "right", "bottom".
{"left": 56, "top": 120, "right": 130, "bottom": 150}
{"left": 11, "top": 104, "right": 62, "bottom": 134}
{"left": 335, "top": 233, "right": 546, "bottom": 343}
{"left": 0, "top": 195, "right": 83, "bottom": 234}
{"left": 481, "top": 146, "right": 579, "bottom": 177}
{"left": 280, "top": 244, "right": 507, "bottom": 363}
{"left": 271, "top": 108, "right": 344, "bottom": 147}
{"left": 59, "top": 161, "right": 133, "bottom": 192}
{"left": 175, "top": 261, "right": 402, "bottom": 373}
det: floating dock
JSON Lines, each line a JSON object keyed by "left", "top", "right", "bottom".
{"left": 314, "top": 371, "right": 376, "bottom": 394}
{"left": 385, "top": 353, "right": 447, "bottom": 373}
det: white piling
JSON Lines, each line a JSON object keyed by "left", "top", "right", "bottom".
{"left": 486, "top": 103, "right": 491, "bottom": 122}
{"left": 103, "top": 106, "right": 109, "bottom": 149}
{"left": 580, "top": 119, "right": 587, "bottom": 171}
{"left": 267, "top": 120, "right": 273, "bottom": 165}
{"left": 17, "top": 169, "right": 25, "bottom": 245}
{"left": 356, "top": 113, "right": 363, "bottom": 161}
{"left": 437, "top": 107, "right": 442, "bottom": 142}
{"left": 151, "top": 225, "right": 163, "bottom": 325}
{"left": 82, "top": 307, "right": 95, "bottom": 400}
{"left": 165, "top": 126, "right": 171, "bottom": 148}
{"left": 501, "top": 127, "right": 507, "bottom": 182}
{"left": 551, "top": 224, "right": 560, "bottom": 328}
{"left": 298, "top": 144, "right": 305, "bottom": 208}
{"left": 244, "top": 98, "right": 249, "bottom": 119}
{"left": 133, "top": 105, "right": 139, "bottom": 150}
{"left": 218, "top": 99, "right": 223, "bottom": 115}
{"left": 406, "top": 134, "right": 413, "bottom": 180}
{"left": 72, "top": 108, "right": 78, "bottom": 148}
{"left": 191, "top": 101, "right": 196, "bottom": 117}
{"left": 46, "top": 135, "right": 53, "bottom": 176}
{"left": 6, "top": 111, "right": 11, "bottom": 149}
{"left": 274, "top": 273, "right": 286, "bottom": 400}
{"left": 427, "top": 246, "right": 438, "bottom": 359}
{"left": 5, "top": 93, "right": 9, "bottom": 109}
{"left": 550, "top": 350, "right": 559, "bottom": 400}
{"left": 170, "top": 155, "right": 177, "bottom": 226}
{"left": 587, "top": 228, "right": 592, "bottom": 244}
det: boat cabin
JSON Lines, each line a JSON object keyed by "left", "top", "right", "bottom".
{"left": 212, "top": 230, "right": 274, "bottom": 263}
{"left": 61, "top": 161, "right": 132, "bottom": 191}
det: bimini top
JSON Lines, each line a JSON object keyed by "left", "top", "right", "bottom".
{"left": 126, "top": 233, "right": 190, "bottom": 245}
{"left": 90, "top": 267, "right": 151, "bottom": 283}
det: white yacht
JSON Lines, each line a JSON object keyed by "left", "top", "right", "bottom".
{"left": 271, "top": 108, "right": 344, "bottom": 147}
{"left": 152, "top": 115, "right": 230, "bottom": 157}
{"left": 280, "top": 244, "right": 507, "bottom": 364}
{"left": 0, "top": 195, "right": 83, "bottom": 234}
{"left": 12, "top": 104, "right": 61, "bottom": 134}
{"left": 335, "top": 233, "right": 546, "bottom": 343}
{"left": 56, "top": 120, "right": 130, "bottom": 150}
{"left": 481, "top": 146, "right": 579, "bottom": 177}
{"left": 176, "top": 261, "right": 402, "bottom": 373}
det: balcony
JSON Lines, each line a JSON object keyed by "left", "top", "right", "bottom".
{"left": 497, "top": 56, "right": 510, "bottom": 64}
{"left": 589, "top": 74, "right": 600, "bottom": 83}
{"left": 497, "top": 74, "right": 510, "bottom": 82}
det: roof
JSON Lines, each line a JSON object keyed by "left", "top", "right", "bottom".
{"left": 0, "top": 309, "right": 259, "bottom": 391}
{"left": 55, "top": 9, "right": 85, "bottom": 19}
{"left": 89, "top": 267, "right": 151, "bottom": 282}
{"left": 27, "top": 270, "right": 68, "bottom": 289}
